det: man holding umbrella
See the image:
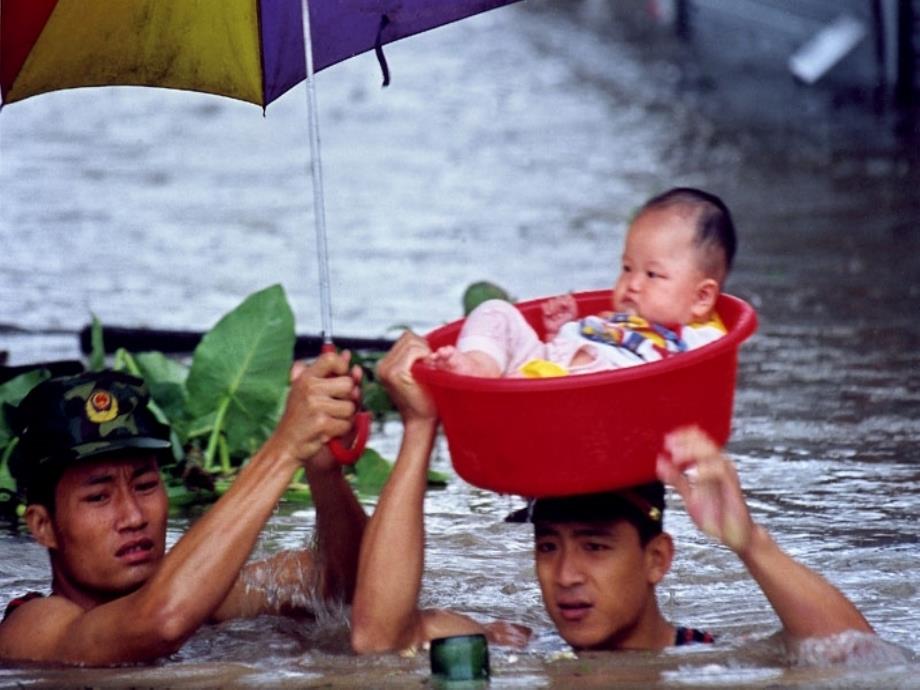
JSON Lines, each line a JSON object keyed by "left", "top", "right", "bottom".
{"left": 0, "top": 352, "right": 367, "bottom": 665}
{"left": 352, "top": 332, "right": 873, "bottom": 653}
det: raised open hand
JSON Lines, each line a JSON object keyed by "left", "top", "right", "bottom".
{"left": 656, "top": 426, "right": 754, "bottom": 554}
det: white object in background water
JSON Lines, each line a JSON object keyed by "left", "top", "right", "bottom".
{"left": 788, "top": 15, "right": 867, "bottom": 85}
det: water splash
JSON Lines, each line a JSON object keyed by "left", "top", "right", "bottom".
{"left": 786, "top": 630, "right": 914, "bottom": 668}
{"left": 239, "top": 548, "right": 349, "bottom": 627}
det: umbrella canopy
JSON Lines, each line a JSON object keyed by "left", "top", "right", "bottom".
{"left": 1, "top": 0, "right": 521, "bottom": 109}
{"left": 0, "top": 0, "right": 522, "bottom": 463}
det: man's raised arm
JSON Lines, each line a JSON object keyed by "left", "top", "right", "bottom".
{"left": 350, "top": 333, "right": 489, "bottom": 654}
{"left": 657, "top": 427, "right": 873, "bottom": 640}
{"left": 0, "top": 352, "right": 363, "bottom": 665}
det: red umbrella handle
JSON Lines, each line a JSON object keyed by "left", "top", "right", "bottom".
{"left": 321, "top": 342, "right": 369, "bottom": 465}
{"left": 328, "top": 411, "right": 370, "bottom": 465}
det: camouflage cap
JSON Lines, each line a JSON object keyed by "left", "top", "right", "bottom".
{"left": 9, "top": 371, "right": 172, "bottom": 502}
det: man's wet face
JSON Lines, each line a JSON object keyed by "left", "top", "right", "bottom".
{"left": 48, "top": 454, "right": 168, "bottom": 599}
{"left": 534, "top": 520, "right": 656, "bottom": 650}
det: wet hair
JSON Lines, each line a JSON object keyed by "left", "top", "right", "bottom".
{"left": 637, "top": 187, "right": 737, "bottom": 285}
{"left": 506, "top": 482, "right": 666, "bottom": 546}
{"left": 25, "top": 468, "right": 64, "bottom": 514}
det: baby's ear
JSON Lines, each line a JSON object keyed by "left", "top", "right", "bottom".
{"left": 691, "top": 278, "right": 719, "bottom": 320}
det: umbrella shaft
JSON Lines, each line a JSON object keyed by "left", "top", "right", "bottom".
{"left": 301, "top": 0, "right": 334, "bottom": 344}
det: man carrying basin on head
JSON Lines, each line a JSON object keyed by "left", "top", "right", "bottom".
{"left": 350, "top": 332, "right": 873, "bottom": 653}
{"left": 0, "top": 354, "right": 368, "bottom": 666}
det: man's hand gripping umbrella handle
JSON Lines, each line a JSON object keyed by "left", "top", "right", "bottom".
{"left": 322, "top": 342, "right": 370, "bottom": 464}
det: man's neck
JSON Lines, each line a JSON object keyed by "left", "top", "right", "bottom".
{"left": 49, "top": 562, "right": 133, "bottom": 611}
{"left": 596, "top": 597, "right": 676, "bottom": 651}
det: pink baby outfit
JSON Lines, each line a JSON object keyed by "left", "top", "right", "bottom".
{"left": 456, "top": 299, "right": 725, "bottom": 377}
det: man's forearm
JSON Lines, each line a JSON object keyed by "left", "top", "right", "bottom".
{"left": 351, "top": 418, "right": 437, "bottom": 653}
{"left": 140, "top": 439, "right": 300, "bottom": 641}
{"left": 305, "top": 456, "right": 368, "bottom": 603}
{"left": 739, "top": 524, "right": 873, "bottom": 639}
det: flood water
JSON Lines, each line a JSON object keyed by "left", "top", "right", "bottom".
{"left": 1, "top": 1, "right": 919, "bottom": 687}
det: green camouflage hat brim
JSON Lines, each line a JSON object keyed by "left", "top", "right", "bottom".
{"left": 69, "top": 437, "right": 173, "bottom": 462}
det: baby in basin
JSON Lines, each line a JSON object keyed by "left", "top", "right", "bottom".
{"left": 429, "top": 187, "right": 737, "bottom": 378}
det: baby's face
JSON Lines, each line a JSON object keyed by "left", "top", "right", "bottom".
{"left": 612, "top": 207, "right": 709, "bottom": 325}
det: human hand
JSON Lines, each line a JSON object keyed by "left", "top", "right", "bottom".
{"left": 376, "top": 331, "right": 438, "bottom": 423}
{"left": 656, "top": 426, "right": 754, "bottom": 554}
{"left": 541, "top": 293, "right": 578, "bottom": 340}
{"left": 271, "top": 352, "right": 362, "bottom": 469}
{"left": 483, "top": 620, "right": 532, "bottom": 649}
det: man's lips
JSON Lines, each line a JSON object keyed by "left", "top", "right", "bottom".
{"left": 115, "top": 538, "right": 155, "bottom": 563}
{"left": 556, "top": 600, "right": 593, "bottom": 622}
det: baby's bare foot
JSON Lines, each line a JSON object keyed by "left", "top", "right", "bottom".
{"left": 428, "top": 346, "right": 501, "bottom": 377}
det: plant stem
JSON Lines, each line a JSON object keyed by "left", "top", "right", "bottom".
{"left": 218, "top": 434, "right": 231, "bottom": 475}
{"left": 204, "top": 396, "right": 230, "bottom": 471}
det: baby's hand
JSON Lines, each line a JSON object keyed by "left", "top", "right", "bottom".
{"left": 542, "top": 294, "right": 578, "bottom": 340}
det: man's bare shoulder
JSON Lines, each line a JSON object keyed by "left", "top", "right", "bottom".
{"left": 0, "top": 594, "right": 84, "bottom": 662}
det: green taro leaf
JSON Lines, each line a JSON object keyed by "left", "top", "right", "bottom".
{"left": 282, "top": 483, "right": 313, "bottom": 504}
{"left": 0, "top": 369, "right": 51, "bottom": 445}
{"left": 426, "top": 468, "right": 450, "bottom": 487}
{"left": 185, "top": 285, "right": 295, "bottom": 462}
{"left": 354, "top": 448, "right": 393, "bottom": 494}
{"left": 462, "top": 281, "right": 512, "bottom": 316}
{"left": 133, "top": 351, "right": 189, "bottom": 425}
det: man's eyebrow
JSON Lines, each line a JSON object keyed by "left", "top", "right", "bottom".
{"left": 82, "top": 473, "right": 115, "bottom": 487}
{"left": 571, "top": 525, "right": 617, "bottom": 538}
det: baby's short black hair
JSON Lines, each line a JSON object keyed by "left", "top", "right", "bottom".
{"left": 639, "top": 187, "right": 737, "bottom": 285}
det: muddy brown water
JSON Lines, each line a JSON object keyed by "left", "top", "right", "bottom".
{"left": 1, "top": 2, "right": 918, "bottom": 687}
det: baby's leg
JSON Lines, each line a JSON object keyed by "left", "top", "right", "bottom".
{"left": 430, "top": 299, "right": 545, "bottom": 377}
{"left": 569, "top": 348, "right": 596, "bottom": 368}
{"left": 428, "top": 345, "right": 502, "bottom": 377}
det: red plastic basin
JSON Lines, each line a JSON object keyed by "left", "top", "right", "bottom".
{"left": 412, "top": 290, "right": 757, "bottom": 497}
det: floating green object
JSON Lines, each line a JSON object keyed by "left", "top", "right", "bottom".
{"left": 430, "top": 634, "right": 490, "bottom": 685}
{"left": 462, "top": 281, "right": 511, "bottom": 316}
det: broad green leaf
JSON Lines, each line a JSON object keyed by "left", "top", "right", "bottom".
{"left": 0, "top": 368, "right": 50, "bottom": 449}
{"left": 362, "top": 381, "right": 393, "bottom": 418}
{"left": 0, "top": 369, "right": 50, "bottom": 408}
{"left": 135, "top": 351, "right": 189, "bottom": 387}
{"left": 166, "top": 482, "right": 217, "bottom": 508}
{"left": 426, "top": 468, "right": 450, "bottom": 487}
{"left": 462, "top": 281, "right": 512, "bottom": 315}
{"left": 351, "top": 447, "right": 449, "bottom": 495}
{"left": 283, "top": 483, "right": 313, "bottom": 504}
{"left": 0, "top": 439, "right": 18, "bottom": 492}
{"left": 185, "top": 285, "right": 294, "bottom": 460}
{"left": 134, "top": 351, "right": 189, "bottom": 425}
{"left": 112, "top": 349, "right": 182, "bottom": 464}
{"left": 354, "top": 448, "right": 393, "bottom": 494}
{"left": 182, "top": 411, "right": 217, "bottom": 440}
{"left": 0, "top": 488, "right": 21, "bottom": 520}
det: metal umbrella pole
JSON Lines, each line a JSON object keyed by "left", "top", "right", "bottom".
{"left": 300, "top": 0, "right": 334, "bottom": 346}
{"left": 299, "top": 0, "right": 369, "bottom": 463}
